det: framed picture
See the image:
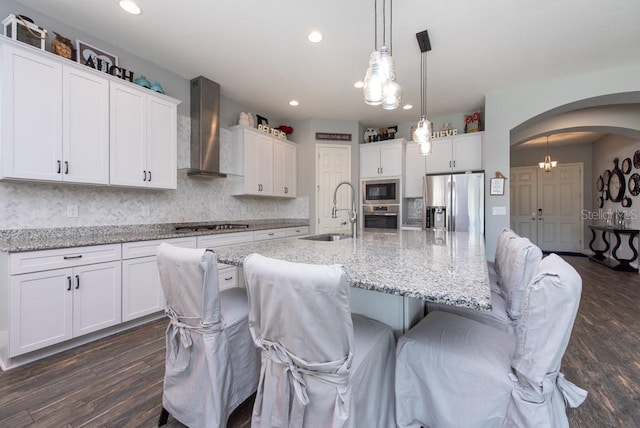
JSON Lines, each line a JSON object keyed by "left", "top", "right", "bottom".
{"left": 490, "top": 177, "right": 505, "bottom": 196}
{"left": 256, "top": 115, "right": 269, "bottom": 126}
{"left": 76, "top": 40, "right": 118, "bottom": 73}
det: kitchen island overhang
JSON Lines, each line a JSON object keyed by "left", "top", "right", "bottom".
{"left": 216, "top": 229, "right": 492, "bottom": 315}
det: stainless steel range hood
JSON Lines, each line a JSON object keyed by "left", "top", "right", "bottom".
{"left": 187, "top": 76, "right": 226, "bottom": 177}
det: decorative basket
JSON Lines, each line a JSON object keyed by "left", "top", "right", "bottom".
{"left": 51, "top": 32, "right": 73, "bottom": 60}
{"left": 2, "top": 14, "right": 47, "bottom": 50}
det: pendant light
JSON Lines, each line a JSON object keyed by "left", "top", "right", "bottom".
{"left": 363, "top": 0, "right": 402, "bottom": 110}
{"left": 538, "top": 136, "right": 558, "bottom": 171}
{"left": 413, "top": 30, "right": 432, "bottom": 155}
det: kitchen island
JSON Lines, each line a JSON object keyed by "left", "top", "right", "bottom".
{"left": 216, "top": 228, "right": 491, "bottom": 335}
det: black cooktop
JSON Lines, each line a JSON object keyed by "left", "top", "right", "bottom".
{"left": 175, "top": 223, "right": 250, "bottom": 232}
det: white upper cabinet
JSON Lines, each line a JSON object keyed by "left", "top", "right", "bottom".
{"left": 110, "top": 81, "right": 177, "bottom": 189}
{"left": 0, "top": 39, "right": 179, "bottom": 188}
{"left": 273, "top": 139, "right": 297, "bottom": 197}
{"left": 404, "top": 142, "right": 426, "bottom": 198}
{"left": 426, "top": 132, "right": 483, "bottom": 174}
{"left": 230, "top": 125, "right": 297, "bottom": 197}
{"left": 1, "top": 44, "right": 63, "bottom": 181}
{"left": 360, "top": 139, "right": 404, "bottom": 178}
{"left": 63, "top": 66, "right": 110, "bottom": 184}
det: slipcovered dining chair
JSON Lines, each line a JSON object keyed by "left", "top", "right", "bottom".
{"left": 243, "top": 253, "right": 396, "bottom": 428}
{"left": 426, "top": 229, "right": 542, "bottom": 333}
{"left": 156, "top": 243, "right": 260, "bottom": 428}
{"left": 396, "top": 253, "right": 588, "bottom": 428}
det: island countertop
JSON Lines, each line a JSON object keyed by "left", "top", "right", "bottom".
{"left": 216, "top": 229, "right": 491, "bottom": 311}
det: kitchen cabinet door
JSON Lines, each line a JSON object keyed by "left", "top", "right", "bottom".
{"left": 425, "top": 138, "right": 453, "bottom": 174}
{"left": 452, "top": 133, "right": 483, "bottom": 172}
{"left": 360, "top": 144, "right": 382, "bottom": 178}
{"left": 9, "top": 268, "right": 73, "bottom": 357}
{"left": 244, "top": 130, "right": 274, "bottom": 195}
{"left": 146, "top": 95, "right": 177, "bottom": 189}
{"left": 1, "top": 44, "right": 63, "bottom": 181}
{"left": 63, "top": 66, "right": 109, "bottom": 184}
{"left": 273, "top": 139, "right": 297, "bottom": 197}
{"left": 379, "top": 142, "right": 403, "bottom": 177}
{"left": 404, "top": 143, "right": 426, "bottom": 198}
{"left": 122, "top": 256, "right": 165, "bottom": 322}
{"left": 72, "top": 261, "right": 121, "bottom": 337}
{"left": 110, "top": 82, "right": 147, "bottom": 187}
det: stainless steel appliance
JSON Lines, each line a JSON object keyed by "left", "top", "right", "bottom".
{"left": 422, "top": 172, "right": 484, "bottom": 233}
{"left": 363, "top": 204, "right": 399, "bottom": 229}
{"left": 362, "top": 178, "right": 400, "bottom": 205}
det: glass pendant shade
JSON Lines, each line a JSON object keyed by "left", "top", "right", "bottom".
{"left": 363, "top": 51, "right": 384, "bottom": 105}
{"left": 413, "top": 117, "right": 431, "bottom": 143}
{"left": 382, "top": 80, "right": 402, "bottom": 110}
{"left": 419, "top": 141, "right": 432, "bottom": 155}
{"left": 538, "top": 137, "right": 557, "bottom": 172}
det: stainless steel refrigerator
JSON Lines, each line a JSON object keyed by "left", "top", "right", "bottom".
{"left": 422, "top": 172, "right": 484, "bottom": 233}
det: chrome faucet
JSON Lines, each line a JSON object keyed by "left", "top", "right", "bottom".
{"left": 331, "top": 181, "right": 358, "bottom": 238}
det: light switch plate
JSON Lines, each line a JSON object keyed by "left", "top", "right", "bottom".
{"left": 492, "top": 206, "right": 507, "bottom": 215}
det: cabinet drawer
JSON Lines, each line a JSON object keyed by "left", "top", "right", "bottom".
{"left": 122, "top": 237, "right": 196, "bottom": 259}
{"left": 253, "top": 229, "right": 288, "bottom": 241}
{"left": 9, "top": 244, "right": 121, "bottom": 275}
{"left": 285, "top": 226, "right": 309, "bottom": 237}
{"left": 218, "top": 264, "right": 237, "bottom": 291}
{"left": 197, "top": 231, "right": 253, "bottom": 249}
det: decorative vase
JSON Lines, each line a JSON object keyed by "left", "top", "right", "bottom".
{"left": 239, "top": 112, "right": 249, "bottom": 126}
{"left": 150, "top": 81, "right": 164, "bottom": 94}
{"left": 134, "top": 75, "right": 150, "bottom": 88}
{"left": 247, "top": 113, "right": 255, "bottom": 127}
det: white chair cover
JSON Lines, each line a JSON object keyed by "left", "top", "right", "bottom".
{"left": 243, "top": 253, "right": 396, "bottom": 428}
{"left": 396, "top": 253, "right": 587, "bottom": 428}
{"left": 156, "top": 243, "right": 260, "bottom": 428}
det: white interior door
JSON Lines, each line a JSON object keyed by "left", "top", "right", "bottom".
{"left": 317, "top": 144, "right": 352, "bottom": 234}
{"left": 510, "top": 166, "right": 538, "bottom": 242}
{"left": 510, "top": 163, "right": 583, "bottom": 252}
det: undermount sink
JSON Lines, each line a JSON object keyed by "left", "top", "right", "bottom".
{"left": 300, "top": 233, "right": 352, "bottom": 242}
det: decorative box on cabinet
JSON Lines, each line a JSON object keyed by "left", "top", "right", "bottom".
{"left": 404, "top": 142, "right": 426, "bottom": 198}
{"left": 229, "top": 125, "right": 297, "bottom": 197}
{"left": 109, "top": 81, "right": 178, "bottom": 189}
{"left": 360, "top": 139, "right": 404, "bottom": 178}
{"left": 121, "top": 237, "right": 196, "bottom": 322}
{"left": 6, "top": 244, "right": 122, "bottom": 358}
{"left": 426, "top": 132, "right": 483, "bottom": 174}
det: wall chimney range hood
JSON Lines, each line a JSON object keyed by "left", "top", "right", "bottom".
{"left": 187, "top": 76, "right": 226, "bottom": 177}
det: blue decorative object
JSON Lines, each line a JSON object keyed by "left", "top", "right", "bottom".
{"left": 134, "top": 75, "right": 150, "bottom": 88}
{"left": 150, "top": 81, "right": 165, "bottom": 94}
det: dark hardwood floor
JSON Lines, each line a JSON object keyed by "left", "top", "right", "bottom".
{"left": 0, "top": 255, "right": 637, "bottom": 427}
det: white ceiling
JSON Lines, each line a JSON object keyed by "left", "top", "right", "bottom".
{"left": 17, "top": 0, "right": 640, "bottom": 128}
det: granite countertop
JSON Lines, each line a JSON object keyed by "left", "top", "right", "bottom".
{"left": 0, "top": 219, "right": 309, "bottom": 252}
{"left": 216, "top": 229, "right": 491, "bottom": 310}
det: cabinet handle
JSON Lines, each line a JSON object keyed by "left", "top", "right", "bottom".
{"left": 67, "top": 276, "right": 72, "bottom": 291}
{"left": 63, "top": 255, "right": 83, "bottom": 260}
{"left": 284, "top": 187, "right": 288, "bottom": 194}
{"left": 380, "top": 167, "right": 383, "bottom": 174}
{"left": 64, "top": 161, "right": 69, "bottom": 174}
{"left": 143, "top": 170, "right": 147, "bottom": 181}
{"left": 224, "top": 276, "right": 233, "bottom": 281}
{"left": 268, "top": 232, "right": 274, "bottom": 236}
{"left": 449, "top": 161, "right": 452, "bottom": 168}
{"left": 148, "top": 171, "right": 151, "bottom": 182}
{"left": 57, "top": 160, "right": 61, "bottom": 174}
{"left": 453, "top": 160, "right": 456, "bottom": 167}
{"left": 75, "top": 274, "right": 80, "bottom": 289}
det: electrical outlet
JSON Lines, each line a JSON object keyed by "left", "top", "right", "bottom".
{"left": 492, "top": 206, "right": 507, "bottom": 216}
{"left": 141, "top": 205, "right": 150, "bottom": 217}
{"left": 66, "top": 205, "right": 79, "bottom": 218}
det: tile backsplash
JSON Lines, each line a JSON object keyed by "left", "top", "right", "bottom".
{"left": 0, "top": 116, "right": 308, "bottom": 230}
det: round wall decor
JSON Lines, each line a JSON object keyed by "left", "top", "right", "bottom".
{"left": 597, "top": 175, "right": 604, "bottom": 191}
{"left": 634, "top": 150, "right": 640, "bottom": 169}
{"left": 629, "top": 173, "right": 640, "bottom": 196}
{"left": 622, "top": 157, "right": 632, "bottom": 174}
{"left": 608, "top": 158, "right": 625, "bottom": 203}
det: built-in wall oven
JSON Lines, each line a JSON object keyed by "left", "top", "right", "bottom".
{"left": 362, "top": 178, "right": 400, "bottom": 205}
{"left": 363, "top": 204, "right": 399, "bottom": 229}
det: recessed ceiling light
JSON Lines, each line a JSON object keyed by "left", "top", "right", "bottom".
{"left": 307, "top": 31, "right": 323, "bottom": 43}
{"left": 354, "top": 81, "right": 364, "bottom": 89}
{"left": 403, "top": 104, "right": 413, "bottom": 110}
{"left": 289, "top": 100, "right": 299, "bottom": 106}
{"left": 119, "top": 0, "right": 142, "bottom": 15}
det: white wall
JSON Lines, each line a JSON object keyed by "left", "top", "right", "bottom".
{"left": 485, "top": 64, "right": 640, "bottom": 259}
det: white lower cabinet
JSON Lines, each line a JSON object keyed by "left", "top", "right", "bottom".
{"left": 121, "top": 237, "right": 196, "bottom": 322}
{"left": 9, "top": 260, "right": 121, "bottom": 357}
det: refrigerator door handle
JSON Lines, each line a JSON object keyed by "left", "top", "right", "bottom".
{"left": 450, "top": 178, "right": 456, "bottom": 232}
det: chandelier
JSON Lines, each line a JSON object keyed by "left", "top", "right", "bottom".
{"left": 413, "top": 30, "right": 432, "bottom": 155}
{"left": 539, "top": 136, "right": 558, "bottom": 171}
{"left": 362, "top": 0, "right": 402, "bottom": 110}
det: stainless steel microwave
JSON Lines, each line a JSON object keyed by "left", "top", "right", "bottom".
{"left": 362, "top": 178, "right": 400, "bottom": 205}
